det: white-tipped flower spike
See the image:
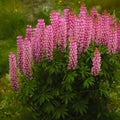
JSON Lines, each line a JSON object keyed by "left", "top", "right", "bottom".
{"left": 25, "top": 25, "right": 33, "bottom": 41}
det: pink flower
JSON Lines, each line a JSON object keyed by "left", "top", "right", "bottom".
{"left": 91, "top": 14, "right": 99, "bottom": 44}
{"left": 79, "top": 3, "right": 87, "bottom": 17}
{"left": 91, "top": 48, "right": 101, "bottom": 76}
{"left": 117, "top": 23, "right": 120, "bottom": 52}
{"left": 68, "top": 39, "right": 78, "bottom": 70}
{"left": 9, "top": 52, "right": 19, "bottom": 90}
{"left": 36, "top": 19, "right": 45, "bottom": 47}
{"left": 32, "top": 19, "right": 45, "bottom": 63}
{"left": 77, "top": 4, "right": 87, "bottom": 55}
{"left": 25, "top": 25, "right": 33, "bottom": 41}
{"left": 64, "top": 9, "right": 70, "bottom": 37}
{"left": 83, "top": 14, "right": 92, "bottom": 52}
{"left": 91, "top": 7, "right": 98, "bottom": 18}
{"left": 68, "top": 13, "right": 77, "bottom": 42}
{"left": 50, "top": 11, "right": 60, "bottom": 48}
{"left": 31, "top": 36, "right": 41, "bottom": 63}
{"left": 23, "top": 40, "right": 32, "bottom": 79}
{"left": 100, "top": 12, "right": 111, "bottom": 46}
{"left": 45, "top": 25, "right": 54, "bottom": 61}
{"left": 107, "top": 19, "right": 118, "bottom": 54}
{"left": 59, "top": 18, "right": 67, "bottom": 52}
{"left": 17, "top": 36, "right": 23, "bottom": 72}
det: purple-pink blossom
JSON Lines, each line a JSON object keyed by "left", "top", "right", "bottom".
{"left": 117, "top": 22, "right": 120, "bottom": 52}
{"left": 50, "top": 11, "right": 60, "bottom": 48}
{"left": 9, "top": 52, "right": 19, "bottom": 90}
{"left": 45, "top": 25, "right": 54, "bottom": 61}
{"left": 91, "top": 48, "right": 101, "bottom": 76}
{"left": 59, "top": 18, "right": 67, "bottom": 52}
{"left": 23, "top": 40, "right": 32, "bottom": 79}
{"left": 77, "top": 4, "right": 87, "bottom": 55}
{"left": 17, "top": 35, "right": 23, "bottom": 72}
{"left": 64, "top": 8, "right": 70, "bottom": 37}
{"left": 68, "top": 12, "right": 77, "bottom": 42}
{"left": 107, "top": 19, "right": 118, "bottom": 54}
{"left": 25, "top": 25, "right": 33, "bottom": 41}
{"left": 83, "top": 14, "right": 92, "bottom": 52}
{"left": 32, "top": 19, "right": 45, "bottom": 63}
{"left": 68, "top": 39, "right": 78, "bottom": 70}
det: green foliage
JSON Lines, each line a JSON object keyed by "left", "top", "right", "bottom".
{"left": 0, "top": 0, "right": 27, "bottom": 40}
{"left": 0, "top": 74, "right": 35, "bottom": 120}
{"left": 17, "top": 45, "right": 120, "bottom": 120}
{"left": 0, "top": 0, "right": 120, "bottom": 119}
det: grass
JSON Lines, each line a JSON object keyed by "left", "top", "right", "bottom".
{"left": 0, "top": 40, "right": 17, "bottom": 76}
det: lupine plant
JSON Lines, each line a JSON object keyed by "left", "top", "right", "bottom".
{"left": 9, "top": 3, "right": 120, "bottom": 120}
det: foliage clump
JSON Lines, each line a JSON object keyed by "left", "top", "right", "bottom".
{"left": 8, "top": 3, "right": 120, "bottom": 120}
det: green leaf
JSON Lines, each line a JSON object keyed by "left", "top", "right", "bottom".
{"left": 53, "top": 105, "right": 68, "bottom": 119}
{"left": 83, "top": 77, "right": 95, "bottom": 88}
{"left": 44, "top": 102, "right": 54, "bottom": 113}
{"left": 61, "top": 92, "right": 76, "bottom": 104}
{"left": 72, "top": 100, "right": 88, "bottom": 115}
{"left": 99, "top": 81, "right": 109, "bottom": 96}
{"left": 65, "top": 71, "right": 77, "bottom": 83}
{"left": 38, "top": 93, "right": 53, "bottom": 105}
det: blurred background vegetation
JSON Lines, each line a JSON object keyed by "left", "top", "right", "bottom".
{"left": 0, "top": 0, "right": 120, "bottom": 119}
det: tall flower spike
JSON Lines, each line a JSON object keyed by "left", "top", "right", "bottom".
{"left": 68, "top": 12, "right": 77, "bottom": 42}
{"left": 100, "top": 11, "right": 111, "bottom": 46}
{"left": 83, "top": 14, "right": 92, "bottom": 52}
{"left": 50, "top": 11, "right": 60, "bottom": 48}
{"left": 79, "top": 3, "right": 87, "bottom": 17}
{"left": 77, "top": 4, "right": 87, "bottom": 55}
{"left": 91, "top": 48, "right": 101, "bottom": 76}
{"left": 9, "top": 52, "right": 19, "bottom": 90}
{"left": 17, "top": 36, "right": 23, "bottom": 72}
{"left": 91, "top": 14, "right": 100, "bottom": 44}
{"left": 91, "top": 7, "right": 98, "bottom": 18}
{"left": 32, "top": 35, "right": 41, "bottom": 63}
{"left": 25, "top": 25, "right": 33, "bottom": 41}
{"left": 64, "top": 8, "right": 70, "bottom": 36}
{"left": 107, "top": 18, "right": 118, "bottom": 54}
{"left": 34, "top": 19, "right": 45, "bottom": 62}
{"left": 45, "top": 25, "right": 54, "bottom": 61}
{"left": 23, "top": 40, "right": 32, "bottom": 79}
{"left": 68, "top": 39, "right": 78, "bottom": 70}
{"left": 117, "top": 22, "right": 120, "bottom": 52}
{"left": 59, "top": 18, "right": 67, "bottom": 52}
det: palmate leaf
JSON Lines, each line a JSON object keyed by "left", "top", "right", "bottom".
{"left": 62, "top": 71, "right": 77, "bottom": 91}
{"left": 37, "top": 93, "right": 53, "bottom": 105}
{"left": 63, "top": 71, "right": 77, "bottom": 84}
{"left": 83, "top": 77, "right": 95, "bottom": 89}
{"left": 99, "top": 81, "right": 110, "bottom": 96}
{"left": 72, "top": 100, "right": 88, "bottom": 115}
{"left": 61, "top": 92, "right": 76, "bottom": 104}
{"left": 53, "top": 105, "right": 68, "bottom": 119}
{"left": 44, "top": 102, "right": 54, "bottom": 114}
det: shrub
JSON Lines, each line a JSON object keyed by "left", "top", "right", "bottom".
{"left": 8, "top": 3, "right": 120, "bottom": 120}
